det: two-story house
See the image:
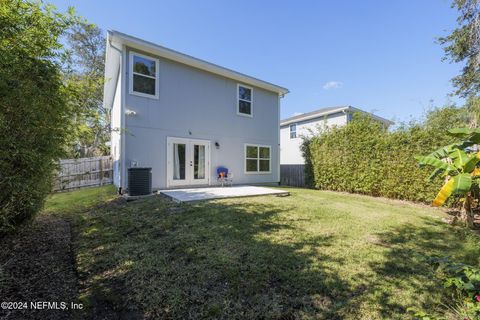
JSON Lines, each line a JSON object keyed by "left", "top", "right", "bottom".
{"left": 280, "top": 106, "right": 392, "bottom": 164}
{"left": 104, "top": 31, "right": 289, "bottom": 191}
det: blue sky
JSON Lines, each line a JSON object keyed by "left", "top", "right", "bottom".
{"left": 49, "top": 0, "right": 463, "bottom": 122}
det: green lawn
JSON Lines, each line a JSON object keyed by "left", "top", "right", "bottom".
{"left": 43, "top": 186, "right": 480, "bottom": 319}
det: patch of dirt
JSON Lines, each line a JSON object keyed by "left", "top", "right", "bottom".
{"left": 0, "top": 215, "right": 78, "bottom": 320}
{"left": 93, "top": 197, "right": 127, "bottom": 211}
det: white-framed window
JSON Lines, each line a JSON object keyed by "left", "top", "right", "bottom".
{"left": 237, "top": 84, "right": 253, "bottom": 117}
{"left": 245, "top": 144, "right": 271, "bottom": 173}
{"left": 129, "top": 51, "right": 159, "bottom": 99}
{"left": 290, "top": 124, "right": 297, "bottom": 139}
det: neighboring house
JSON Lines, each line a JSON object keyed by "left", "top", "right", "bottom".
{"left": 280, "top": 106, "right": 393, "bottom": 164}
{"left": 104, "top": 31, "right": 289, "bottom": 191}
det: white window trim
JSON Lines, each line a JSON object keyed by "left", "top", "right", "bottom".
{"left": 244, "top": 144, "right": 271, "bottom": 174}
{"left": 237, "top": 84, "right": 253, "bottom": 118}
{"left": 129, "top": 51, "right": 160, "bottom": 99}
{"left": 290, "top": 123, "right": 297, "bottom": 139}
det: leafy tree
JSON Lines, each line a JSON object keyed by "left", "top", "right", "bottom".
{"left": 67, "top": 22, "right": 105, "bottom": 76}
{"left": 424, "top": 104, "right": 470, "bottom": 131}
{"left": 0, "top": 0, "right": 76, "bottom": 233}
{"left": 439, "top": 0, "right": 480, "bottom": 97}
{"left": 64, "top": 22, "right": 108, "bottom": 157}
{"left": 466, "top": 95, "right": 480, "bottom": 127}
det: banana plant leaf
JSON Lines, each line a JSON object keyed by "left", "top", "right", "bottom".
{"left": 469, "top": 134, "right": 480, "bottom": 143}
{"left": 449, "top": 149, "right": 469, "bottom": 169}
{"left": 448, "top": 128, "right": 480, "bottom": 143}
{"left": 432, "top": 179, "right": 454, "bottom": 207}
{"left": 428, "top": 145, "right": 452, "bottom": 158}
{"left": 463, "top": 152, "right": 480, "bottom": 173}
{"left": 448, "top": 128, "right": 474, "bottom": 137}
{"left": 415, "top": 155, "right": 451, "bottom": 170}
{"left": 428, "top": 168, "right": 444, "bottom": 181}
{"left": 428, "top": 142, "right": 475, "bottom": 159}
{"left": 472, "top": 167, "right": 480, "bottom": 177}
{"left": 432, "top": 173, "right": 472, "bottom": 207}
{"left": 451, "top": 173, "right": 472, "bottom": 195}
{"left": 428, "top": 143, "right": 461, "bottom": 158}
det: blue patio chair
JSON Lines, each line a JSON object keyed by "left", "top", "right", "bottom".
{"left": 216, "top": 166, "right": 233, "bottom": 187}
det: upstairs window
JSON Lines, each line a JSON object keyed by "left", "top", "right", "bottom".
{"left": 237, "top": 84, "right": 253, "bottom": 117}
{"left": 290, "top": 124, "right": 297, "bottom": 139}
{"left": 129, "top": 52, "right": 159, "bottom": 99}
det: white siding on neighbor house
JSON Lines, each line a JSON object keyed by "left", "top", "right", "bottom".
{"left": 280, "top": 112, "right": 348, "bottom": 164}
{"left": 120, "top": 47, "right": 281, "bottom": 190}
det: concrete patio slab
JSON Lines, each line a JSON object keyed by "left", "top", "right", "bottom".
{"left": 159, "top": 186, "right": 289, "bottom": 202}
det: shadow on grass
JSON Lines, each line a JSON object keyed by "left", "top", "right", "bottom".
{"left": 69, "top": 193, "right": 480, "bottom": 320}
{"left": 364, "top": 217, "right": 480, "bottom": 318}
{"left": 73, "top": 196, "right": 351, "bottom": 319}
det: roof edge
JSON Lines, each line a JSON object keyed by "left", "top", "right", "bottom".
{"left": 280, "top": 106, "right": 349, "bottom": 126}
{"left": 280, "top": 106, "right": 394, "bottom": 126}
{"left": 347, "top": 106, "right": 394, "bottom": 126}
{"left": 108, "top": 30, "right": 289, "bottom": 96}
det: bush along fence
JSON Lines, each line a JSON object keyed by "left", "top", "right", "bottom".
{"left": 53, "top": 156, "right": 113, "bottom": 192}
{"left": 301, "top": 109, "right": 470, "bottom": 203}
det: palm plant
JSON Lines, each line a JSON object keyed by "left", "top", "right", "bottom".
{"left": 416, "top": 128, "right": 480, "bottom": 228}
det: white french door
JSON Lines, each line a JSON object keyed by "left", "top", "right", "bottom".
{"left": 167, "top": 137, "right": 210, "bottom": 187}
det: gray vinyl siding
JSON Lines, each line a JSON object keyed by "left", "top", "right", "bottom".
{"left": 121, "top": 47, "right": 280, "bottom": 190}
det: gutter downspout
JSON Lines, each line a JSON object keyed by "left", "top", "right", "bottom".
{"left": 277, "top": 94, "right": 284, "bottom": 184}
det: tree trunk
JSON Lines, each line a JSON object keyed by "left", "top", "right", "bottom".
{"left": 460, "top": 194, "right": 475, "bottom": 228}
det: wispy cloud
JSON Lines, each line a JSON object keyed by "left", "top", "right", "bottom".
{"left": 322, "top": 81, "right": 343, "bottom": 90}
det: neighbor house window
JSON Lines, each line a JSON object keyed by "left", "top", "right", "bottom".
{"left": 237, "top": 84, "right": 253, "bottom": 116}
{"left": 245, "top": 144, "right": 271, "bottom": 173}
{"left": 129, "top": 52, "right": 159, "bottom": 98}
{"left": 290, "top": 124, "right": 297, "bottom": 139}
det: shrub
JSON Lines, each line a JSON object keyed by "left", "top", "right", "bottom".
{"left": 409, "top": 257, "right": 480, "bottom": 320}
{"left": 302, "top": 107, "right": 469, "bottom": 203}
{"left": 0, "top": 1, "right": 75, "bottom": 233}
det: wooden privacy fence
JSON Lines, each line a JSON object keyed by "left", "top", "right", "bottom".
{"left": 280, "top": 164, "right": 306, "bottom": 187}
{"left": 53, "top": 156, "right": 113, "bottom": 192}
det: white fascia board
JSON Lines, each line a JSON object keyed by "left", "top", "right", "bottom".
{"left": 103, "top": 34, "right": 122, "bottom": 111}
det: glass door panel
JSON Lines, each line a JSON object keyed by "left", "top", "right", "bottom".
{"left": 194, "top": 144, "right": 206, "bottom": 180}
{"left": 190, "top": 142, "right": 209, "bottom": 185}
{"left": 172, "top": 143, "right": 186, "bottom": 181}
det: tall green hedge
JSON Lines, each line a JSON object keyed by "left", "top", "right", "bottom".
{"left": 303, "top": 107, "right": 469, "bottom": 203}
{"left": 0, "top": 1, "right": 75, "bottom": 234}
